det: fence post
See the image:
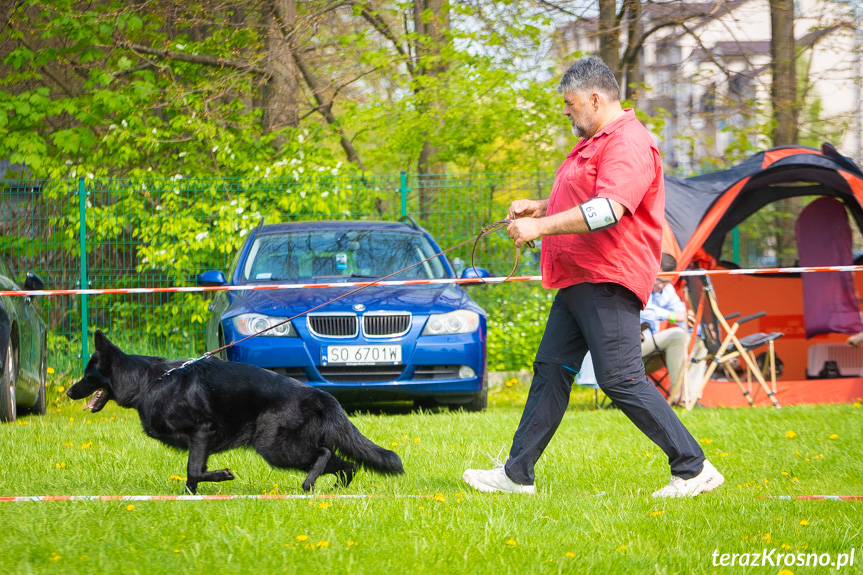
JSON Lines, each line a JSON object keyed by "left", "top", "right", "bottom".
{"left": 399, "top": 170, "right": 408, "bottom": 217}
{"left": 78, "top": 177, "right": 89, "bottom": 370}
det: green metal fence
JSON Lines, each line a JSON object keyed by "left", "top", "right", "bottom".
{"left": 0, "top": 172, "right": 556, "bottom": 371}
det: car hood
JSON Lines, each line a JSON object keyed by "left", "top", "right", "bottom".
{"left": 222, "top": 284, "right": 484, "bottom": 318}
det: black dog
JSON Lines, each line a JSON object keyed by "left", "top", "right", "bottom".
{"left": 67, "top": 331, "right": 404, "bottom": 494}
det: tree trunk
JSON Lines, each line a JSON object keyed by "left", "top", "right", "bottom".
{"left": 598, "top": 0, "right": 622, "bottom": 86}
{"left": 264, "top": 0, "right": 299, "bottom": 136}
{"left": 769, "top": 0, "right": 797, "bottom": 146}
{"left": 413, "top": 0, "right": 449, "bottom": 217}
{"left": 622, "top": 0, "right": 642, "bottom": 102}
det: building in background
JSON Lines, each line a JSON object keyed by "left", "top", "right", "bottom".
{"left": 556, "top": 0, "right": 862, "bottom": 171}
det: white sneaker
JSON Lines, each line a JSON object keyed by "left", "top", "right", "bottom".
{"left": 652, "top": 459, "right": 724, "bottom": 498}
{"left": 463, "top": 463, "right": 536, "bottom": 494}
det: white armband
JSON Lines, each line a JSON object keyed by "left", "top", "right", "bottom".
{"left": 579, "top": 197, "right": 619, "bottom": 232}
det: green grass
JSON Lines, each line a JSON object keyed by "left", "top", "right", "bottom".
{"left": 1, "top": 379, "right": 861, "bottom": 574}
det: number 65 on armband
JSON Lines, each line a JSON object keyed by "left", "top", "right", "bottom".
{"left": 579, "top": 197, "right": 619, "bottom": 232}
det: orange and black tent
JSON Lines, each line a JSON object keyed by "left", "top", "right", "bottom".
{"left": 660, "top": 143, "right": 863, "bottom": 404}
{"left": 663, "top": 143, "right": 863, "bottom": 270}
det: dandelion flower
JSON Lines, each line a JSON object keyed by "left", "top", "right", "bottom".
{"left": 296, "top": 535, "right": 309, "bottom": 541}
{"left": 616, "top": 545, "right": 627, "bottom": 552}
{"left": 777, "top": 570, "right": 794, "bottom": 575}
{"left": 318, "top": 502, "right": 329, "bottom": 509}
{"left": 829, "top": 434, "right": 838, "bottom": 439}
{"left": 800, "top": 519, "right": 809, "bottom": 526}
{"left": 414, "top": 438, "right": 420, "bottom": 443}
{"left": 506, "top": 539, "right": 517, "bottom": 546}
{"left": 785, "top": 430, "right": 797, "bottom": 439}
{"left": 650, "top": 510, "right": 662, "bottom": 517}
{"left": 347, "top": 541, "right": 355, "bottom": 547}
{"left": 565, "top": 552, "right": 575, "bottom": 558}
{"left": 57, "top": 386, "right": 65, "bottom": 393}
{"left": 700, "top": 438, "right": 712, "bottom": 444}
{"left": 126, "top": 505, "right": 135, "bottom": 511}
{"left": 434, "top": 493, "right": 446, "bottom": 503}
{"left": 47, "top": 367, "right": 55, "bottom": 374}
{"left": 316, "top": 540, "right": 329, "bottom": 548}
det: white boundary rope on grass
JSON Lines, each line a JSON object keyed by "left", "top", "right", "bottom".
{"left": 0, "top": 264, "right": 862, "bottom": 298}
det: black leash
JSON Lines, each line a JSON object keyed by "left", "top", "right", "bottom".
{"left": 156, "top": 220, "right": 532, "bottom": 380}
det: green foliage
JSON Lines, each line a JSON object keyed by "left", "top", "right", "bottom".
{"left": 483, "top": 285, "right": 552, "bottom": 371}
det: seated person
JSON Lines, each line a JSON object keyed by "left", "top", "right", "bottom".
{"left": 577, "top": 254, "right": 695, "bottom": 401}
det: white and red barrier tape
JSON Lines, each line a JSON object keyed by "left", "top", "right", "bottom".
{"left": 0, "top": 493, "right": 428, "bottom": 502}
{"left": 1, "top": 493, "right": 859, "bottom": 502}
{"left": 1, "top": 264, "right": 862, "bottom": 297}
{"left": 760, "top": 495, "right": 863, "bottom": 501}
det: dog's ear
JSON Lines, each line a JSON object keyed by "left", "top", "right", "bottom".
{"left": 94, "top": 330, "right": 116, "bottom": 353}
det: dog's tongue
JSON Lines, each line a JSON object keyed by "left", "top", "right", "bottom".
{"left": 84, "top": 390, "right": 103, "bottom": 411}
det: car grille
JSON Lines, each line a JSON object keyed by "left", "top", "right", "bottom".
{"left": 363, "top": 313, "right": 411, "bottom": 338}
{"left": 307, "top": 314, "right": 358, "bottom": 338}
{"left": 411, "top": 365, "right": 461, "bottom": 380}
{"left": 318, "top": 365, "right": 406, "bottom": 383}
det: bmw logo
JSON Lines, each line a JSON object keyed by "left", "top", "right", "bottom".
{"left": 353, "top": 303, "right": 366, "bottom": 312}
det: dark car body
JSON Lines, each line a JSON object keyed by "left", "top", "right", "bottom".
{"left": 0, "top": 259, "right": 48, "bottom": 422}
{"left": 198, "top": 220, "right": 489, "bottom": 410}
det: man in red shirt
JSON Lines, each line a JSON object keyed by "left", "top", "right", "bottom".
{"left": 463, "top": 56, "right": 723, "bottom": 498}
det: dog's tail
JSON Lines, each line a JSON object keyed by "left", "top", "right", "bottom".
{"left": 322, "top": 396, "right": 404, "bottom": 475}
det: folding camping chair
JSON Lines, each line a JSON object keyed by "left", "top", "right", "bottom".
{"left": 685, "top": 271, "right": 784, "bottom": 409}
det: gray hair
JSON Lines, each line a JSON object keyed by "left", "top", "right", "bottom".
{"left": 558, "top": 56, "right": 620, "bottom": 101}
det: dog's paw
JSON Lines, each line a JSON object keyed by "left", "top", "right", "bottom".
{"left": 216, "top": 469, "right": 235, "bottom": 481}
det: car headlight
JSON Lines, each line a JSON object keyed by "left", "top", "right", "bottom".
{"left": 232, "top": 314, "right": 298, "bottom": 337}
{"left": 421, "top": 310, "right": 480, "bottom": 335}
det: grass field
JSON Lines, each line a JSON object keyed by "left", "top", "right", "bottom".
{"left": 1, "top": 379, "right": 861, "bottom": 574}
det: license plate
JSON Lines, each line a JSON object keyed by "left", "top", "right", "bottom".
{"left": 322, "top": 345, "right": 402, "bottom": 366}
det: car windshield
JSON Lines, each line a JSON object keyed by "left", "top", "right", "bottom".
{"left": 240, "top": 229, "right": 449, "bottom": 282}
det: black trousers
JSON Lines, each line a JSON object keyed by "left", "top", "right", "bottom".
{"left": 504, "top": 282, "right": 704, "bottom": 485}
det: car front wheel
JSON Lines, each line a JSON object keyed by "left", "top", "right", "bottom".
{"left": 0, "top": 339, "right": 18, "bottom": 422}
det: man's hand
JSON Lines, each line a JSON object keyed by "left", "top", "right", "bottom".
{"left": 686, "top": 310, "right": 697, "bottom": 330}
{"left": 507, "top": 199, "right": 546, "bottom": 220}
{"left": 507, "top": 218, "right": 544, "bottom": 248}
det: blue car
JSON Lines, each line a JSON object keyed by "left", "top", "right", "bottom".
{"left": 198, "top": 219, "right": 489, "bottom": 411}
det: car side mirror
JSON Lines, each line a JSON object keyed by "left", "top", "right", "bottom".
{"left": 460, "top": 267, "right": 491, "bottom": 282}
{"left": 197, "top": 270, "right": 228, "bottom": 286}
{"left": 24, "top": 272, "right": 45, "bottom": 291}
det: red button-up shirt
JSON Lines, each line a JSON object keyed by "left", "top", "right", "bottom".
{"left": 540, "top": 109, "right": 664, "bottom": 307}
